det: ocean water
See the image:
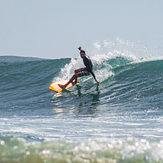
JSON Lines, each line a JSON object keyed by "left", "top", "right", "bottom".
{"left": 1, "top": 41, "right": 163, "bottom": 162}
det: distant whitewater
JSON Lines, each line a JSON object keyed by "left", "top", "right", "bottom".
{"left": 1, "top": 40, "right": 163, "bottom": 162}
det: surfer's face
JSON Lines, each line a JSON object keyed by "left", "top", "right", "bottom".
{"left": 80, "top": 52, "right": 85, "bottom": 58}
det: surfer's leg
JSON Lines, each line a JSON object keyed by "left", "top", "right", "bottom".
{"left": 74, "top": 69, "right": 79, "bottom": 84}
{"left": 58, "top": 74, "right": 78, "bottom": 89}
{"left": 58, "top": 67, "right": 86, "bottom": 89}
{"left": 77, "top": 67, "right": 90, "bottom": 78}
{"left": 74, "top": 68, "right": 88, "bottom": 83}
{"left": 69, "top": 73, "right": 78, "bottom": 85}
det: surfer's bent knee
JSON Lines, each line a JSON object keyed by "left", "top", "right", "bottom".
{"left": 74, "top": 70, "right": 79, "bottom": 74}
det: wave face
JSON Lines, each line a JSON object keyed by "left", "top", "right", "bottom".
{"left": 1, "top": 55, "right": 162, "bottom": 113}
{"left": 1, "top": 41, "right": 163, "bottom": 162}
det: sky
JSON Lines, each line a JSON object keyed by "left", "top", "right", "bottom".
{"left": 0, "top": 0, "right": 163, "bottom": 59}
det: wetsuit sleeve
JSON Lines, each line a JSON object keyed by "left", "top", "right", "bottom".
{"left": 91, "top": 71, "right": 96, "bottom": 80}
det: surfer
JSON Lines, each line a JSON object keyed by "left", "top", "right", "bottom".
{"left": 58, "top": 46, "right": 100, "bottom": 89}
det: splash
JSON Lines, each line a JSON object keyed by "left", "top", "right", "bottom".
{"left": 54, "top": 38, "right": 163, "bottom": 83}
{"left": 54, "top": 39, "right": 139, "bottom": 83}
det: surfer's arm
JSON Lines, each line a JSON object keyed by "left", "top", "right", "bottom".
{"left": 91, "top": 72, "right": 100, "bottom": 83}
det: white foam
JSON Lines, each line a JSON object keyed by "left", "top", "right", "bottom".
{"left": 54, "top": 38, "right": 163, "bottom": 82}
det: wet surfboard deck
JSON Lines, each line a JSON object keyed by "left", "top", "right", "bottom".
{"left": 49, "top": 80, "right": 79, "bottom": 93}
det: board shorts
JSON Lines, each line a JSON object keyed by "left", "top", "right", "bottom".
{"left": 77, "top": 67, "right": 91, "bottom": 77}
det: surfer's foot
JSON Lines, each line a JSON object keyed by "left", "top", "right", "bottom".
{"left": 58, "top": 84, "right": 66, "bottom": 89}
{"left": 75, "top": 80, "right": 78, "bottom": 84}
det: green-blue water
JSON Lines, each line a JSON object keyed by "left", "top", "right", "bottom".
{"left": 1, "top": 49, "right": 163, "bottom": 162}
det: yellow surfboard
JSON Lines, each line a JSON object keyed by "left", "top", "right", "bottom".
{"left": 49, "top": 80, "right": 79, "bottom": 93}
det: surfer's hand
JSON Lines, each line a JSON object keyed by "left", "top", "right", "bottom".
{"left": 96, "top": 79, "right": 100, "bottom": 83}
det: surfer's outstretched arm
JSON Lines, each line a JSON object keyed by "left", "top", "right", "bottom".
{"left": 91, "top": 72, "right": 100, "bottom": 83}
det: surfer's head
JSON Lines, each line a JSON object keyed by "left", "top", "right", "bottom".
{"left": 78, "top": 46, "right": 82, "bottom": 51}
{"left": 78, "top": 46, "right": 86, "bottom": 58}
{"left": 80, "top": 50, "right": 86, "bottom": 58}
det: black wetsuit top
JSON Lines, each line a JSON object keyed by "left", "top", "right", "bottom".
{"left": 83, "top": 55, "right": 96, "bottom": 80}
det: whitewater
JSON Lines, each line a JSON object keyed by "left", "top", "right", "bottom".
{"left": 0, "top": 40, "right": 163, "bottom": 162}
